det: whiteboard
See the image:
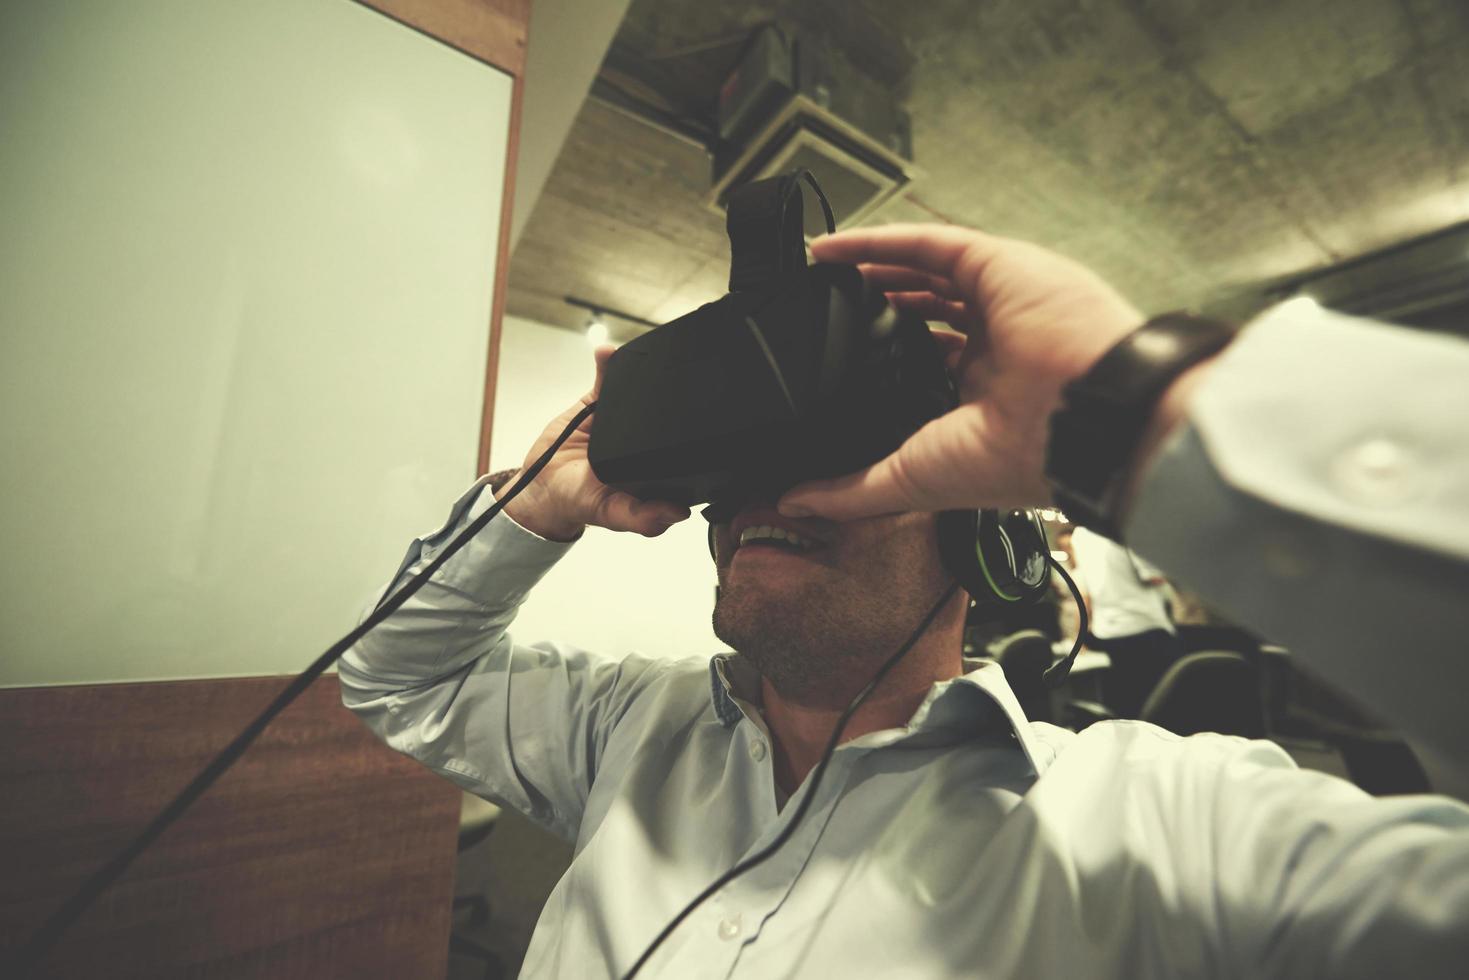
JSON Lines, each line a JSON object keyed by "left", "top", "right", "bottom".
{"left": 0, "top": 0, "right": 513, "bottom": 685}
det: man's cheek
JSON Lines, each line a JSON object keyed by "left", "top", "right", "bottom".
{"left": 713, "top": 529, "right": 734, "bottom": 567}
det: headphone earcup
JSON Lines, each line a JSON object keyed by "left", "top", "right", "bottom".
{"left": 940, "top": 509, "right": 1050, "bottom": 605}
{"left": 986, "top": 510, "right": 1051, "bottom": 602}
{"left": 707, "top": 522, "right": 719, "bottom": 562}
{"left": 936, "top": 510, "right": 988, "bottom": 602}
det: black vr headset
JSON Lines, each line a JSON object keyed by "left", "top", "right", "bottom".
{"left": 587, "top": 170, "right": 1050, "bottom": 610}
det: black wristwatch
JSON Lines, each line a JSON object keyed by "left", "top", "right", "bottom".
{"left": 1044, "top": 312, "right": 1236, "bottom": 540}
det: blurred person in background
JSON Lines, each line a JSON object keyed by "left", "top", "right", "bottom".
{"left": 1068, "top": 524, "right": 1180, "bottom": 716}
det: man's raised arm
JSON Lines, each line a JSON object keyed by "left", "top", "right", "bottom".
{"left": 1124, "top": 299, "right": 1469, "bottom": 775}
{"left": 777, "top": 223, "right": 1469, "bottom": 776}
{"left": 339, "top": 349, "right": 690, "bottom": 839}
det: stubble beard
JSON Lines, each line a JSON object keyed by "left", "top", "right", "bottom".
{"left": 712, "top": 568, "right": 941, "bottom": 707}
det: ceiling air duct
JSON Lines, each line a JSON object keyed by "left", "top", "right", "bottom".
{"left": 1273, "top": 220, "right": 1469, "bottom": 337}
{"left": 708, "top": 26, "right": 919, "bottom": 232}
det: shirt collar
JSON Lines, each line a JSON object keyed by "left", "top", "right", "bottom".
{"left": 707, "top": 653, "right": 1054, "bottom": 777}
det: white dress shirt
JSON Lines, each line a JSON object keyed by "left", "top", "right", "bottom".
{"left": 340, "top": 302, "right": 1469, "bottom": 977}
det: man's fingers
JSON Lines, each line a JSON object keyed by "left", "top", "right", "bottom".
{"left": 776, "top": 453, "right": 925, "bottom": 523}
{"left": 930, "top": 330, "right": 967, "bottom": 357}
{"left": 812, "top": 224, "right": 1005, "bottom": 285}
{"left": 858, "top": 263, "right": 962, "bottom": 299}
{"left": 778, "top": 408, "right": 1022, "bottom": 521}
{"left": 598, "top": 491, "right": 690, "bottom": 537}
{"left": 886, "top": 292, "right": 972, "bottom": 328}
{"left": 590, "top": 344, "right": 617, "bottom": 400}
{"left": 929, "top": 329, "right": 969, "bottom": 375}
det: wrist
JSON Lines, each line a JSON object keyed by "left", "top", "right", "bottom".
{"left": 1112, "top": 357, "right": 1217, "bottom": 527}
{"left": 501, "top": 485, "right": 585, "bottom": 543}
{"left": 1044, "top": 312, "right": 1236, "bottom": 540}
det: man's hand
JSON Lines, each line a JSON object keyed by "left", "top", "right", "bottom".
{"left": 502, "top": 346, "right": 690, "bottom": 541}
{"left": 776, "top": 224, "right": 1146, "bottom": 521}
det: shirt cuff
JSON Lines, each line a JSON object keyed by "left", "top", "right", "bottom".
{"left": 1136, "top": 300, "right": 1469, "bottom": 559}
{"left": 410, "top": 475, "right": 576, "bottom": 609}
{"left": 1122, "top": 307, "right": 1469, "bottom": 760}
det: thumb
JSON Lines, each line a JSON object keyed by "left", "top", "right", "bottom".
{"left": 590, "top": 343, "right": 617, "bottom": 399}
{"left": 776, "top": 452, "right": 923, "bottom": 522}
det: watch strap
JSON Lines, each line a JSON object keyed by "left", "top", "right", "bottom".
{"left": 1045, "top": 312, "right": 1236, "bottom": 540}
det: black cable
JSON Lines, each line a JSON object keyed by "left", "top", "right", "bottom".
{"left": 620, "top": 580, "right": 962, "bottom": 980}
{"left": 780, "top": 168, "right": 837, "bottom": 238}
{"left": 800, "top": 170, "right": 837, "bottom": 235}
{"left": 10, "top": 402, "right": 598, "bottom": 977}
{"left": 1043, "top": 555, "right": 1089, "bottom": 688}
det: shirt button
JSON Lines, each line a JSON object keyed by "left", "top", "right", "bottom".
{"left": 749, "top": 739, "right": 767, "bottom": 762}
{"left": 1329, "top": 437, "right": 1422, "bottom": 507}
{"left": 717, "top": 914, "right": 742, "bottom": 941}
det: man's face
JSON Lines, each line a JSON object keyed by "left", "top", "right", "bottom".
{"left": 710, "top": 504, "right": 954, "bottom": 702}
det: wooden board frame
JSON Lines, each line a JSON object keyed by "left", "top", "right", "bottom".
{"left": 2, "top": 3, "right": 533, "bottom": 974}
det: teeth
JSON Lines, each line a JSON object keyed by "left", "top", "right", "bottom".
{"left": 738, "top": 525, "right": 817, "bottom": 550}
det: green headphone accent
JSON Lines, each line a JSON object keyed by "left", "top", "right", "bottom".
{"left": 936, "top": 509, "right": 1050, "bottom": 608}
{"left": 976, "top": 536, "right": 1024, "bottom": 602}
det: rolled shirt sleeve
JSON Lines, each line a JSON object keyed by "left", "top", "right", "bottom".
{"left": 338, "top": 478, "right": 672, "bottom": 840}
{"left": 1126, "top": 302, "right": 1469, "bottom": 767}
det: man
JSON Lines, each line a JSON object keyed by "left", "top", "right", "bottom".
{"left": 340, "top": 224, "right": 1469, "bottom": 977}
{"left": 1067, "top": 523, "right": 1180, "bottom": 716}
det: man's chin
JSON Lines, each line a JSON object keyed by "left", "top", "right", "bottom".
{"left": 712, "top": 578, "right": 857, "bottom": 702}
{"left": 713, "top": 547, "right": 844, "bottom": 653}
{"left": 714, "top": 582, "right": 792, "bottom": 646}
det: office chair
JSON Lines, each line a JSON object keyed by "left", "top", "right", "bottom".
{"left": 992, "top": 629, "right": 1055, "bottom": 723}
{"left": 1140, "top": 651, "right": 1266, "bottom": 739}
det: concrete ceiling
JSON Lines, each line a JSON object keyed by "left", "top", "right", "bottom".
{"left": 506, "top": 0, "right": 1469, "bottom": 340}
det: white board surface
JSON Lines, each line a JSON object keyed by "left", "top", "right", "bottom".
{"left": 0, "top": 0, "right": 513, "bottom": 685}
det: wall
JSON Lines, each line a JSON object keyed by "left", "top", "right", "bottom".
{"left": 489, "top": 316, "right": 725, "bottom": 660}
{"left": 0, "top": 0, "right": 513, "bottom": 686}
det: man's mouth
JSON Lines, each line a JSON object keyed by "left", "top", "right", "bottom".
{"left": 736, "top": 525, "right": 823, "bottom": 553}
{"left": 723, "top": 507, "right": 836, "bottom": 566}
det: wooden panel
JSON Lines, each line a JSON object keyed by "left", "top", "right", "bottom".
{"left": 0, "top": 677, "right": 459, "bottom": 979}
{"left": 358, "top": 0, "right": 531, "bottom": 76}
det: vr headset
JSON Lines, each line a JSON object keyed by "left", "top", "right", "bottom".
{"left": 587, "top": 171, "right": 1051, "bottom": 609}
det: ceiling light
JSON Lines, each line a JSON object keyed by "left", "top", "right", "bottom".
{"left": 585, "top": 314, "right": 609, "bottom": 347}
{"left": 1279, "top": 294, "right": 1322, "bottom": 315}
